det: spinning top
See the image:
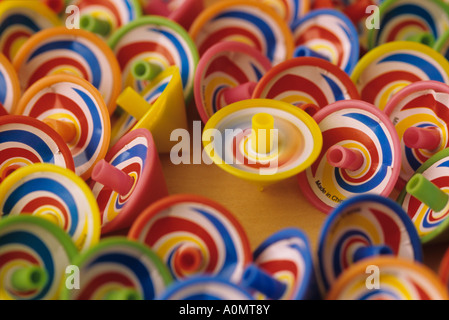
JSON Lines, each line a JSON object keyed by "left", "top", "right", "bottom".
{"left": 160, "top": 276, "right": 253, "bottom": 300}
{"left": 74, "top": 0, "right": 142, "bottom": 38}
{"left": 351, "top": 41, "right": 449, "bottom": 110}
{"left": 397, "top": 148, "right": 449, "bottom": 244}
{"left": 327, "top": 257, "right": 449, "bottom": 300}
{"left": 297, "top": 100, "right": 401, "bottom": 213}
{"left": 368, "top": 0, "right": 449, "bottom": 50}
{"left": 128, "top": 194, "right": 252, "bottom": 284}
{"left": 90, "top": 129, "right": 168, "bottom": 234}
{"left": 0, "top": 0, "right": 61, "bottom": 61}
{"left": 291, "top": 9, "right": 359, "bottom": 74}
{"left": 317, "top": 194, "right": 422, "bottom": 295}
{"left": 12, "top": 27, "right": 122, "bottom": 114}
{"left": 189, "top": 0, "right": 294, "bottom": 66}
{"left": 109, "top": 16, "right": 199, "bottom": 102}
{"left": 194, "top": 41, "right": 272, "bottom": 123}
{"left": 0, "top": 115, "right": 74, "bottom": 182}
{"left": 203, "top": 99, "right": 322, "bottom": 189}
{"left": 252, "top": 57, "right": 360, "bottom": 112}
{"left": 384, "top": 80, "right": 449, "bottom": 190}
{"left": 0, "top": 215, "right": 77, "bottom": 300}
{"left": 0, "top": 163, "right": 101, "bottom": 252}
{"left": 15, "top": 75, "right": 111, "bottom": 180}
{"left": 60, "top": 237, "right": 173, "bottom": 300}
{"left": 241, "top": 228, "right": 319, "bottom": 300}
{"left": 115, "top": 66, "right": 189, "bottom": 153}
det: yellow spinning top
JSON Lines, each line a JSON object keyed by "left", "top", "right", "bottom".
{"left": 114, "top": 66, "right": 189, "bottom": 153}
{"left": 203, "top": 99, "right": 322, "bottom": 189}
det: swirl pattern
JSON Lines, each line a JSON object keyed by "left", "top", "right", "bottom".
{"left": 194, "top": 41, "right": 272, "bottom": 123}
{"left": 13, "top": 27, "right": 121, "bottom": 113}
{"left": 398, "top": 151, "right": 449, "bottom": 239}
{"left": 351, "top": 41, "right": 449, "bottom": 110}
{"left": 0, "top": 116, "right": 74, "bottom": 179}
{"left": 16, "top": 75, "right": 110, "bottom": 180}
{"left": 128, "top": 195, "right": 251, "bottom": 283}
{"left": 0, "top": 164, "right": 101, "bottom": 252}
{"left": 298, "top": 101, "right": 401, "bottom": 213}
{"left": 253, "top": 57, "right": 359, "bottom": 109}
{"left": 91, "top": 130, "right": 156, "bottom": 233}
{"left": 61, "top": 238, "right": 173, "bottom": 300}
{"left": 0, "top": 1, "right": 60, "bottom": 61}
{"left": 0, "top": 215, "right": 77, "bottom": 300}
{"left": 292, "top": 9, "right": 359, "bottom": 74}
{"left": 92, "top": 138, "right": 146, "bottom": 227}
{"left": 189, "top": 0, "right": 294, "bottom": 66}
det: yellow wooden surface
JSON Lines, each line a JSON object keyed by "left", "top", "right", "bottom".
{"left": 157, "top": 105, "right": 449, "bottom": 277}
